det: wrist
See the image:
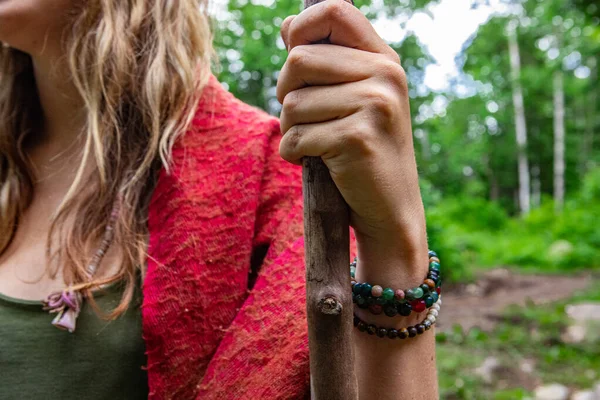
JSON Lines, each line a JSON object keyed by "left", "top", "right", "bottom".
{"left": 354, "top": 219, "right": 428, "bottom": 284}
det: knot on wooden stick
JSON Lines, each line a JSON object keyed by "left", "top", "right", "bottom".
{"left": 317, "top": 296, "right": 343, "bottom": 315}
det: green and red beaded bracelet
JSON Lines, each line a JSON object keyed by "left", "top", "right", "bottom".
{"left": 350, "top": 250, "right": 442, "bottom": 317}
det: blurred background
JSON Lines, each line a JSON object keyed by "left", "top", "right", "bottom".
{"left": 210, "top": 0, "right": 599, "bottom": 398}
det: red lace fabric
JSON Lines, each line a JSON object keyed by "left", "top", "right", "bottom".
{"left": 143, "top": 76, "right": 310, "bottom": 399}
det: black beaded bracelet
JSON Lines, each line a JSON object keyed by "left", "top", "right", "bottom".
{"left": 350, "top": 250, "right": 442, "bottom": 317}
{"left": 354, "top": 296, "right": 442, "bottom": 339}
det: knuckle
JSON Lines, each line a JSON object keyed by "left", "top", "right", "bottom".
{"left": 323, "top": 0, "right": 349, "bottom": 22}
{"left": 286, "top": 46, "right": 310, "bottom": 71}
{"left": 280, "top": 124, "right": 302, "bottom": 160}
{"left": 380, "top": 60, "right": 408, "bottom": 92}
{"left": 281, "top": 90, "right": 301, "bottom": 117}
{"left": 342, "top": 121, "right": 375, "bottom": 155}
{"left": 364, "top": 86, "right": 397, "bottom": 120}
{"left": 387, "top": 50, "right": 401, "bottom": 65}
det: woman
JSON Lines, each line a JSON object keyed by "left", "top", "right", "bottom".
{"left": 0, "top": 0, "right": 437, "bottom": 398}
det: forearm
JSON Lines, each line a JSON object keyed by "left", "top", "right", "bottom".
{"left": 352, "top": 220, "right": 438, "bottom": 399}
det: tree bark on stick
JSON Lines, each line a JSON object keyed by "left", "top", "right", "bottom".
{"left": 302, "top": 2, "right": 358, "bottom": 399}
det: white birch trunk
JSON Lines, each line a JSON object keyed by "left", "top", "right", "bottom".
{"left": 508, "top": 21, "right": 531, "bottom": 215}
{"left": 583, "top": 58, "right": 597, "bottom": 173}
{"left": 553, "top": 70, "right": 565, "bottom": 211}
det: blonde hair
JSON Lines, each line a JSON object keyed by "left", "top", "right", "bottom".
{"left": 0, "top": 1, "right": 213, "bottom": 317}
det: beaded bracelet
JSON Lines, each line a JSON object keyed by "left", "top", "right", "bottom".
{"left": 350, "top": 250, "right": 442, "bottom": 317}
{"left": 354, "top": 297, "right": 442, "bottom": 339}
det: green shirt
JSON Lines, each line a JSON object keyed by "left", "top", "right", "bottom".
{"left": 0, "top": 283, "right": 148, "bottom": 400}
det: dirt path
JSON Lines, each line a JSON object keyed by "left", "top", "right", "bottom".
{"left": 436, "top": 268, "right": 594, "bottom": 332}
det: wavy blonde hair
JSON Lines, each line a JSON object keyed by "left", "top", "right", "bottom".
{"left": 0, "top": 0, "right": 213, "bottom": 317}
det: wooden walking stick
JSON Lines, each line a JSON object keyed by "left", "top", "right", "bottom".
{"left": 302, "top": 1, "right": 358, "bottom": 398}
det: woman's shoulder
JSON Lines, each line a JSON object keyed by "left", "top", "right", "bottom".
{"left": 161, "top": 74, "right": 298, "bottom": 201}
{"left": 181, "top": 75, "right": 280, "bottom": 152}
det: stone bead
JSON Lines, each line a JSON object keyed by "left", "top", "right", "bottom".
{"left": 355, "top": 295, "right": 367, "bottom": 307}
{"left": 382, "top": 288, "right": 395, "bottom": 301}
{"left": 353, "top": 316, "right": 360, "bottom": 326}
{"left": 384, "top": 305, "right": 397, "bottom": 317}
{"left": 350, "top": 267, "right": 356, "bottom": 278}
{"left": 429, "top": 309, "right": 438, "bottom": 318}
{"left": 368, "top": 304, "right": 383, "bottom": 315}
{"left": 429, "top": 261, "right": 440, "bottom": 269}
{"left": 357, "top": 321, "right": 367, "bottom": 332}
{"left": 371, "top": 285, "right": 383, "bottom": 297}
{"left": 431, "top": 292, "right": 439, "bottom": 303}
{"left": 420, "top": 283, "right": 431, "bottom": 294}
{"left": 423, "top": 320, "right": 432, "bottom": 330}
{"left": 428, "top": 250, "right": 437, "bottom": 258}
{"left": 366, "top": 297, "right": 376, "bottom": 306}
{"left": 416, "top": 324, "right": 425, "bottom": 334}
{"left": 376, "top": 327, "right": 387, "bottom": 338}
{"left": 413, "top": 287, "right": 424, "bottom": 299}
{"left": 397, "top": 302, "right": 412, "bottom": 316}
{"left": 424, "top": 279, "right": 436, "bottom": 290}
{"left": 412, "top": 300, "right": 427, "bottom": 313}
{"left": 398, "top": 328, "right": 409, "bottom": 339}
{"left": 366, "top": 324, "right": 377, "bottom": 335}
{"left": 352, "top": 283, "right": 363, "bottom": 295}
{"left": 436, "top": 287, "right": 441, "bottom": 295}
{"left": 426, "top": 315, "right": 436, "bottom": 323}
{"left": 375, "top": 296, "right": 388, "bottom": 306}
{"left": 387, "top": 329, "right": 399, "bottom": 339}
{"left": 405, "top": 289, "right": 416, "bottom": 301}
{"left": 361, "top": 283, "right": 373, "bottom": 296}
{"left": 408, "top": 326, "right": 418, "bottom": 337}
{"left": 394, "top": 289, "right": 405, "bottom": 301}
{"left": 432, "top": 303, "right": 440, "bottom": 311}
{"left": 429, "top": 256, "right": 440, "bottom": 263}
{"left": 424, "top": 295, "right": 434, "bottom": 308}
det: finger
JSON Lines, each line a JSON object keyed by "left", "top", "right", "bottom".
{"left": 288, "top": 0, "right": 391, "bottom": 55}
{"left": 280, "top": 15, "right": 295, "bottom": 51}
{"left": 279, "top": 114, "right": 371, "bottom": 165}
{"left": 279, "top": 83, "right": 362, "bottom": 135}
{"left": 276, "top": 44, "right": 395, "bottom": 103}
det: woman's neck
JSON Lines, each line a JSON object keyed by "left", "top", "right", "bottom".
{"left": 29, "top": 55, "right": 86, "bottom": 172}
{"left": 33, "top": 55, "right": 84, "bottom": 145}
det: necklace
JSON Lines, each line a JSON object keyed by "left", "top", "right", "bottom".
{"left": 42, "top": 200, "right": 120, "bottom": 333}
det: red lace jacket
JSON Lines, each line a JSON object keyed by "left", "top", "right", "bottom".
{"left": 143, "top": 76, "right": 310, "bottom": 399}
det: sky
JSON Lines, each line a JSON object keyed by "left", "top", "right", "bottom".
{"left": 371, "top": 0, "right": 508, "bottom": 91}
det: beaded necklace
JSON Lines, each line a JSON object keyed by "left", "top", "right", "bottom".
{"left": 42, "top": 201, "right": 120, "bottom": 333}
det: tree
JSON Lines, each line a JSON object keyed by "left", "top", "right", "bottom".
{"left": 507, "top": 19, "right": 531, "bottom": 215}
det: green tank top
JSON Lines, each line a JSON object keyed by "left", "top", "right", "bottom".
{"left": 0, "top": 282, "right": 148, "bottom": 400}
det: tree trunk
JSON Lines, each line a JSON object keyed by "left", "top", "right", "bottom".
{"left": 582, "top": 57, "right": 597, "bottom": 173}
{"left": 507, "top": 20, "right": 531, "bottom": 215}
{"left": 553, "top": 70, "right": 566, "bottom": 212}
{"left": 531, "top": 165, "right": 541, "bottom": 209}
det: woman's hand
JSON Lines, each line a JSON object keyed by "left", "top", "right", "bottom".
{"left": 277, "top": 0, "right": 428, "bottom": 281}
{"left": 277, "top": 3, "right": 437, "bottom": 397}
